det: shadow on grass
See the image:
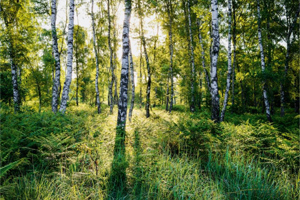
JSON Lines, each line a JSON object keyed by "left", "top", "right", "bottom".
{"left": 132, "top": 129, "right": 142, "bottom": 199}
{"left": 107, "top": 128, "right": 128, "bottom": 199}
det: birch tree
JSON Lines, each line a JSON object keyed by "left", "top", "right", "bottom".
{"left": 167, "top": 0, "right": 174, "bottom": 113}
{"left": 256, "top": 0, "right": 272, "bottom": 122}
{"left": 280, "top": 3, "right": 300, "bottom": 116}
{"left": 108, "top": 0, "right": 115, "bottom": 114}
{"left": 210, "top": 0, "right": 220, "bottom": 122}
{"left": 0, "top": 2, "right": 21, "bottom": 113}
{"left": 231, "top": 0, "right": 237, "bottom": 110}
{"left": 128, "top": 40, "right": 135, "bottom": 121}
{"left": 91, "top": 0, "right": 101, "bottom": 114}
{"left": 187, "top": 0, "right": 195, "bottom": 112}
{"left": 220, "top": 0, "right": 232, "bottom": 122}
{"left": 50, "top": 0, "right": 61, "bottom": 113}
{"left": 59, "top": 0, "right": 75, "bottom": 113}
{"left": 116, "top": 0, "right": 131, "bottom": 129}
{"left": 142, "top": 30, "right": 151, "bottom": 118}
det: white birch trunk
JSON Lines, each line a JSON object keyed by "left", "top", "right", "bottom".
{"left": 210, "top": 0, "right": 220, "bottom": 122}
{"left": 117, "top": 0, "right": 131, "bottom": 129}
{"left": 220, "top": 0, "right": 232, "bottom": 122}
{"left": 92, "top": 0, "right": 101, "bottom": 114}
{"left": 59, "top": 0, "right": 75, "bottom": 113}
{"left": 51, "top": 0, "right": 61, "bottom": 113}
{"left": 256, "top": 0, "right": 272, "bottom": 122}
{"left": 187, "top": 0, "right": 195, "bottom": 112}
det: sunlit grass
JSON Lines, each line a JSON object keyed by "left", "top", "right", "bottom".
{"left": 0, "top": 103, "right": 299, "bottom": 199}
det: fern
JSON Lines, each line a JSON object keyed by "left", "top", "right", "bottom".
{"left": 0, "top": 158, "right": 28, "bottom": 178}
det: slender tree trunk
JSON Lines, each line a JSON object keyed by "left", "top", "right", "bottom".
{"left": 59, "top": 0, "right": 75, "bottom": 113}
{"left": 256, "top": 0, "right": 272, "bottom": 122}
{"left": 280, "top": 3, "right": 300, "bottom": 116}
{"left": 113, "top": 23, "right": 118, "bottom": 105}
{"left": 38, "top": 84, "right": 42, "bottom": 112}
{"left": 142, "top": 33, "right": 151, "bottom": 118}
{"left": 210, "top": 0, "right": 220, "bottom": 122}
{"left": 117, "top": 0, "right": 131, "bottom": 129}
{"left": 114, "top": 78, "right": 118, "bottom": 104}
{"left": 139, "top": 38, "right": 142, "bottom": 108}
{"left": 166, "top": 76, "right": 169, "bottom": 111}
{"left": 92, "top": 0, "right": 101, "bottom": 114}
{"left": 10, "top": 55, "right": 20, "bottom": 113}
{"left": 231, "top": 0, "right": 236, "bottom": 111}
{"left": 220, "top": 0, "right": 232, "bottom": 122}
{"left": 167, "top": 0, "right": 174, "bottom": 113}
{"left": 129, "top": 41, "right": 135, "bottom": 121}
{"left": 108, "top": 0, "right": 114, "bottom": 114}
{"left": 197, "top": 19, "right": 211, "bottom": 93}
{"left": 51, "top": 0, "right": 61, "bottom": 113}
{"left": 187, "top": 0, "right": 195, "bottom": 112}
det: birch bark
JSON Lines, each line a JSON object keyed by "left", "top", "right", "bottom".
{"left": 220, "top": 0, "right": 232, "bottom": 122}
{"left": 210, "top": 0, "right": 220, "bottom": 122}
{"left": 231, "top": 0, "right": 236, "bottom": 110}
{"left": 59, "top": 0, "right": 75, "bottom": 113}
{"left": 187, "top": 0, "right": 195, "bottom": 112}
{"left": 256, "top": 0, "right": 272, "bottom": 122}
{"left": 92, "top": 0, "right": 101, "bottom": 114}
{"left": 108, "top": 0, "right": 114, "bottom": 114}
{"left": 117, "top": 0, "right": 131, "bottom": 129}
{"left": 128, "top": 40, "right": 135, "bottom": 121}
{"left": 167, "top": 0, "right": 174, "bottom": 113}
{"left": 51, "top": 0, "right": 61, "bottom": 113}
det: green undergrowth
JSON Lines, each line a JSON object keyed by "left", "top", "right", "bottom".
{"left": 0, "top": 104, "right": 299, "bottom": 199}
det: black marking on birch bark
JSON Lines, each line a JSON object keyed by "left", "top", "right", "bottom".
{"left": 257, "top": 0, "right": 272, "bottom": 122}
{"left": 220, "top": 0, "right": 232, "bottom": 122}
{"left": 117, "top": 0, "right": 131, "bottom": 129}
{"left": 210, "top": 0, "right": 220, "bottom": 122}
{"left": 59, "top": 0, "right": 75, "bottom": 114}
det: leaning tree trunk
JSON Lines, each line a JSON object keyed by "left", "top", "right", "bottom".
{"left": 167, "top": 0, "right": 174, "bottom": 113}
{"left": 108, "top": 0, "right": 114, "bottom": 114}
{"left": 280, "top": 3, "right": 300, "bottom": 116}
{"left": 59, "top": 0, "right": 75, "bottom": 113}
{"left": 92, "top": 0, "right": 101, "bottom": 114}
{"left": 197, "top": 19, "right": 211, "bottom": 93}
{"left": 128, "top": 41, "right": 135, "bottom": 121}
{"left": 256, "top": 0, "right": 272, "bottom": 122}
{"left": 187, "top": 0, "right": 195, "bottom": 112}
{"left": 51, "top": 0, "right": 61, "bottom": 113}
{"left": 231, "top": 0, "right": 236, "bottom": 111}
{"left": 210, "top": 0, "right": 220, "bottom": 122}
{"left": 220, "top": 0, "right": 232, "bottom": 122}
{"left": 117, "top": 0, "right": 131, "bottom": 129}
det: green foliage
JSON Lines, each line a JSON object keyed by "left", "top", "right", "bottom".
{"left": 1, "top": 106, "right": 299, "bottom": 199}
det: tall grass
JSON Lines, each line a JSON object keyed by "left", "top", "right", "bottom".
{"left": 0, "top": 104, "right": 298, "bottom": 199}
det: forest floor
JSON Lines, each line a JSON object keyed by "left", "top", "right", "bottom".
{"left": 0, "top": 103, "right": 299, "bottom": 199}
